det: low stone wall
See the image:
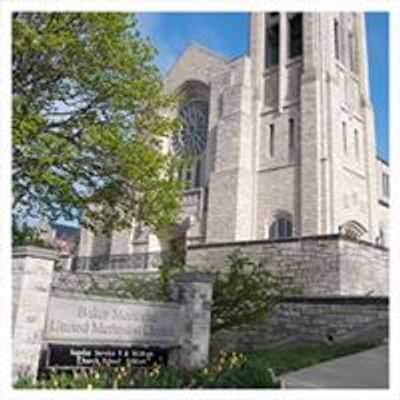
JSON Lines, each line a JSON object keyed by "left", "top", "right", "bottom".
{"left": 187, "top": 234, "right": 388, "bottom": 296}
{"left": 211, "top": 297, "right": 388, "bottom": 353}
{"left": 339, "top": 239, "right": 388, "bottom": 295}
{"left": 51, "top": 270, "right": 159, "bottom": 293}
{"left": 12, "top": 247, "right": 214, "bottom": 381}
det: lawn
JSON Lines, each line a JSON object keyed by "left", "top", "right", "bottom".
{"left": 15, "top": 342, "right": 375, "bottom": 389}
{"left": 234, "top": 342, "right": 374, "bottom": 388}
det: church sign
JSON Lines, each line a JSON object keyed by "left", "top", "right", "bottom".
{"left": 44, "top": 295, "right": 184, "bottom": 345}
{"left": 46, "top": 344, "right": 170, "bottom": 369}
{"left": 40, "top": 295, "right": 184, "bottom": 371}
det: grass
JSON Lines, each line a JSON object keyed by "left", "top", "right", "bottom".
{"left": 235, "top": 342, "right": 375, "bottom": 388}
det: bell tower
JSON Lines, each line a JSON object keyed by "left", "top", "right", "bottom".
{"left": 250, "top": 12, "right": 379, "bottom": 241}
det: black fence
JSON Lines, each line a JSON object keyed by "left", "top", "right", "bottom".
{"left": 71, "top": 252, "right": 163, "bottom": 272}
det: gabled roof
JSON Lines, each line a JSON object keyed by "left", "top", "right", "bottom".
{"left": 164, "top": 42, "right": 228, "bottom": 93}
{"left": 165, "top": 41, "right": 227, "bottom": 77}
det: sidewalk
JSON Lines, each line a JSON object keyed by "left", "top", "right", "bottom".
{"left": 281, "top": 345, "right": 388, "bottom": 388}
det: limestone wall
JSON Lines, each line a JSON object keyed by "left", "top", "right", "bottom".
{"left": 12, "top": 247, "right": 214, "bottom": 379}
{"left": 339, "top": 239, "right": 388, "bottom": 295}
{"left": 51, "top": 270, "right": 159, "bottom": 293}
{"left": 211, "top": 296, "right": 388, "bottom": 352}
{"left": 187, "top": 234, "right": 388, "bottom": 296}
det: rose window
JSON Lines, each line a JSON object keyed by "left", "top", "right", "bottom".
{"left": 173, "top": 99, "right": 209, "bottom": 157}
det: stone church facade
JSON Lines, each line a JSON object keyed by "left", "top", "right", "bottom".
{"left": 78, "top": 12, "right": 390, "bottom": 259}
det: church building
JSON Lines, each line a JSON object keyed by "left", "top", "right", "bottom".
{"left": 78, "top": 12, "right": 390, "bottom": 261}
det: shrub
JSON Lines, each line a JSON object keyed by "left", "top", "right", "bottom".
{"left": 12, "top": 221, "right": 49, "bottom": 247}
{"left": 210, "top": 251, "right": 286, "bottom": 332}
{"left": 83, "top": 250, "right": 288, "bottom": 331}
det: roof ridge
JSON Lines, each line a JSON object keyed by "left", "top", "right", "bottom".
{"left": 164, "top": 41, "right": 227, "bottom": 78}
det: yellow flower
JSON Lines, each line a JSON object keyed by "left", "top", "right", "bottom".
{"left": 202, "top": 368, "right": 208, "bottom": 375}
{"left": 95, "top": 372, "right": 100, "bottom": 380}
{"left": 53, "top": 380, "right": 58, "bottom": 387}
{"left": 87, "top": 384, "right": 93, "bottom": 390}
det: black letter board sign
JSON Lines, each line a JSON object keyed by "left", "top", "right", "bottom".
{"left": 46, "top": 344, "right": 170, "bottom": 369}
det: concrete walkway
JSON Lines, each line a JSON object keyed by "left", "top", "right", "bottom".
{"left": 281, "top": 345, "right": 388, "bottom": 388}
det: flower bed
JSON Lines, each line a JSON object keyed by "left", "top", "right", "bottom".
{"left": 14, "top": 343, "right": 374, "bottom": 389}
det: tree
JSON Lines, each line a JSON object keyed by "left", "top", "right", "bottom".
{"left": 13, "top": 12, "right": 182, "bottom": 233}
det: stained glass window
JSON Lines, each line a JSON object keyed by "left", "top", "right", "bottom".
{"left": 173, "top": 98, "right": 209, "bottom": 157}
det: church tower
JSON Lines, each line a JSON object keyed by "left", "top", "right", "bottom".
{"left": 245, "top": 12, "right": 379, "bottom": 241}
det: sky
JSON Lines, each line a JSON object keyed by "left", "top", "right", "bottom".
{"left": 137, "top": 12, "right": 389, "bottom": 161}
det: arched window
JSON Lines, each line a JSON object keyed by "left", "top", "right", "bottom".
{"left": 172, "top": 81, "right": 210, "bottom": 190}
{"left": 269, "top": 214, "right": 293, "bottom": 239}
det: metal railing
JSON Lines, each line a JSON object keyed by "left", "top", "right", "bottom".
{"left": 71, "top": 252, "right": 163, "bottom": 272}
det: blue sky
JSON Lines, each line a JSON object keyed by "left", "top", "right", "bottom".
{"left": 137, "top": 12, "right": 389, "bottom": 161}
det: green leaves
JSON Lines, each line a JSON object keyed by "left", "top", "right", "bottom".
{"left": 210, "top": 251, "right": 285, "bottom": 332}
{"left": 13, "top": 12, "right": 182, "bottom": 232}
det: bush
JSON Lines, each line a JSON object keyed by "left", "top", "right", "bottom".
{"left": 81, "top": 250, "right": 288, "bottom": 331}
{"left": 210, "top": 251, "right": 286, "bottom": 332}
{"left": 12, "top": 222, "right": 49, "bottom": 247}
{"left": 81, "top": 252, "right": 185, "bottom": 302}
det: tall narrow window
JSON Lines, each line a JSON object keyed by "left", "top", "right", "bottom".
{"left": 334, "top": 19, "right": 340, "bottom": 60}
{"left": 289, "top": 13, "right": 303, "bottom": 58}
{"left": 382, "top": 172, "right": 390, "bottom": 198}
{"left": 348, "top": 32, "right": 356, "bottom": 72}
{"left": 218, "top": 93, "right": 224, "bottom": 118}
{"left": 265, "top": 23, "right": 280, "bottom": 67}
{"left": 342, "top": 121, "right": 347, "bottom": 155}
{"left": 379, "top": 224, "right": 386, "bottom": 246}
{"left": 289, "top": 118, "right": 295, "bottom": 160}
{"left": 269, "top": 124, "right": 275, "bottom": 158}
{"left": 354, "top": 129, "right": 359, "bottom": 160}
{"left": 194, "top": 159, "right": 201, "bottom": 188}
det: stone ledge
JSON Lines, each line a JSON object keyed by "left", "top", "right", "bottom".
{"left": 13, "top": 246, "right": 59, "bottom": 261}
{"left": 50, "top": 291, "right": 183, "bottom": 309}
{"left": 188, "top": 234, "right": 341, "bottom": 249}
{"left": 281, "top": 296, "right": 389, "bottom": 305}
{"left": 187, "top": 234, "right": 389, "bottom": 252}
